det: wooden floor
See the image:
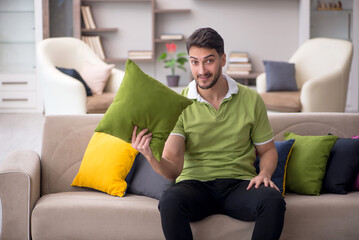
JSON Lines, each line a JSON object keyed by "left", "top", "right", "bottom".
{"left": 0, "top": 113, "right": 45, "bottom": 163}
{"left": 0, "top": 113, "right": 45, "bottom": 234}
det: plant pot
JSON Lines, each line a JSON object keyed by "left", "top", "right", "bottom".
{"left": 166, "top": 75, "right": 180, "bottom": 87}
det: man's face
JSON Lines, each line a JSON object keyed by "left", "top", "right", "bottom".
{"left": 188, "top": 47, "right": 226, "bottom": 90}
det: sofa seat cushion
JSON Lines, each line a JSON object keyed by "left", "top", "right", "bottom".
{"left": 260, "top": 91, "right": 301, "bottom": 112}
{"left": 86, "top": 92, "right": 115, "bottom": 114}
{"left": 31, "top": 191, "right": 163, "bottom": 240}
{"left": 282, "top": 192, "right": 359, "bottom": 240}
{"left": 31, "top": 191, "right": 255, "bottom": 240}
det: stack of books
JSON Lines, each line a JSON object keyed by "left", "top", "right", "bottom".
{"left": 226, "top": 52, "right": 252, "bottom": 75}
{"left": 160, "top": 34, "right": 184, "bottom": 40}
{"left": 128, "top": 50, "right": 153, "bottom": 60}
{"left": 81, "top": 5, "right": 96, "bottom": 29}
{"left": 81, "top": 36, "right": 106, "bottom": 60}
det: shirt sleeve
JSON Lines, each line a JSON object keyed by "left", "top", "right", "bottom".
{"left": 170, "top": 111, "right": 186, "bottom": 139}
{"left": 251, "top": 93, "right": 274, "bottom": 145}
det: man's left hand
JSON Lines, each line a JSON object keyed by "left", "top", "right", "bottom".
{"left": 247, "top": 174, "right": 279, "bottom": 192}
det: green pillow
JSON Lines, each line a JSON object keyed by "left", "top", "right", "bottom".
{"left": 284, "top": 132, "right": 338, "bottom": 195}
{"left": 95, "top": 59, "right": 193, "bottom": 161}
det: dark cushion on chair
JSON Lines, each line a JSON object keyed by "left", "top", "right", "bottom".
{"left": 263, "top": 60, "right": 298, "bottom": 92}
{"left": 260, "top": 91, "right": 301, "bottom": 112}
{"left": 56, "top": 67, "right": 93, "bottom": 96}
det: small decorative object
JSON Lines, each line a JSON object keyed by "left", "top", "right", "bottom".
{"left": 158, "top": 43, "right": 188, "bottom": 87}
{"left": 317, "top": 0, "right": 343, "bottom": 10}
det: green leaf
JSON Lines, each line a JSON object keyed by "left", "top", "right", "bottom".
{"left": 177, "top": 57, "right": 188, "bottom": 65}
{"left": 157, "top": 53, "right": 167, "bottom": 61}
{"left": 177, "top": 65, "right": 187, "bottom": 72}
{"left": 177, "top": 52, "right": 187, "bottom": 57}
{"left": 165, "top": 59, "right": 176, "bottom": 67}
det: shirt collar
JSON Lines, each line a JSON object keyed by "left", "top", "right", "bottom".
{"left": 187, "top": 73, "right": 239, "bottom": 102}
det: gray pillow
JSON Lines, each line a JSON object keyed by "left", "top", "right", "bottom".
{"left": 263, "top": 60, "right": 298, "bottom": 92}
{"left": 127, "top": 153, "right": 173, "bottom": 200}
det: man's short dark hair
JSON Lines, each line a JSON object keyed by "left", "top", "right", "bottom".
{"left": 186, "top": 27, "right": 224, "bottom": 56}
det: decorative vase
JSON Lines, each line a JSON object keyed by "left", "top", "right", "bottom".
{"left": 166, "top": 75, "right": 180, "bottom": 87}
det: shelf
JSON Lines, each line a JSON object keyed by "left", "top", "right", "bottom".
{"left": 155, "top": 9, "right": 190, "bottom": 14}
{"left": 155, "top": 38, "right": 186, "bottom": 43}
{"left": 226, "top": 72, "right": 262, "bottom": 79}
{"left": 74, "top": 0, "right": 190, "bottom": 64}
{"left": 83, "top": 0, "right": 151, "bottom": 2}
{"left": 81, "top": 28, "right": 118, "bottom": 33}
{"left": 0, "top": 41, "right": 35, "bottom": 44}
{"left": 0, "top": 10, "right": 34, "bottom": 13}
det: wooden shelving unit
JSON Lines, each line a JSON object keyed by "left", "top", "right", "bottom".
{"left": 154, "top": 38, "right": 187, "bottom": 43}
{"left": 81, "top": 28, "right": 118, "bottom": 33}
{"left": 154, "top": 9, "right": 191, "bottom": 14}
{"left": 73, "top": 0, "right": 190, "bottom": 64}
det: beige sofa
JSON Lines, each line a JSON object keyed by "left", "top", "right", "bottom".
{"left": 1, "top": 113, "right": 359, "bottom": 240}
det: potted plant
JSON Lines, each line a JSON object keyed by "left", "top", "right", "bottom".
{"left": 157, "top": 43, "right": 188, "bottom": 87}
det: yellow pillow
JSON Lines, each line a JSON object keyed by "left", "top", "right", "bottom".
{"left": 72, "top": 132, "right": 139, "bottom": 197}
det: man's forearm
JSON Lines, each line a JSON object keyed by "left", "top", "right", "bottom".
{"left": 258, "top": 147, "right": 278, "bottom": 178}
{"left": 144, "top": 154, "right": 182, "bottom": 181}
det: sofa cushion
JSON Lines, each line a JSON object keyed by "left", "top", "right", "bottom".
{"left": 80, "top": 61, "right": 114, "bottom": 95}
{"left": 31, "top": 191, "right": 256, "bottom": 240}
{"left": 260, "top": 91, "right": 301, "bottom": 112}
{"left": 323, "top": 137, "right": 359, "bottom": 194}
{"left": 255, "top": 139, "right": 295, "bottom": 195}
{"left": 71, "top": 132, "right": 138, "bottom": 197}
{"left": 284, "top": 132, "right": 338, "bottom": 195}
{"left": 128, "top": 153, "right": 173, "bottom": 200}
{"left": 263, "top": 60, "right": 298, "bottom": 92}
{"left": 95, "top": 59, "right": 193, "bottom": 161}
{"left": 86, "top": 92, "right": 115, "bottom": 114}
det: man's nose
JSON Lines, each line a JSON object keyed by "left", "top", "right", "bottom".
{"left": 198, "top": 63, "right": 206, "bottom": 75}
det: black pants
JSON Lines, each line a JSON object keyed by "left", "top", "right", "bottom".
{"left": 158, "top": 179, "right": 286, "bottom": 240}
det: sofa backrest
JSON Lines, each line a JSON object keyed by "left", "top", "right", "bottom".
{"left": 269, "top": 113, "right": 359, "bottom": 141}
{"left": 41, "top": 115, "right": 103, "bottom": 195}
{"left": 40, "top": 113, "right": 359, "bottom": 195}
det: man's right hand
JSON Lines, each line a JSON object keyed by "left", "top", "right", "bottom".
{"left": 131, "top": 126, "right": 153, "bottom": 159}
{"left": 131, "top": 125, "right": 185, "bottom": 181}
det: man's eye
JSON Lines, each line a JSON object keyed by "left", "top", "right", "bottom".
{"left": 206, "top": 59, "right": 214, "bottom": 63}
{"left": 191, "top": 61, "right": 198, "bottom": 65}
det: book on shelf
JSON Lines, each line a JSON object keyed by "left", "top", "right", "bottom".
{"left": 229, "top": 52, "right": 249, "bottom": 63}
{"left": 226, "top": 51, "right": 252, "bottom": 75}
{"left": 226, "top": 69, "right": 251, "bottom": 75}
{"left": 81, "top": 5, "right": 96, "bottom": 29}
{"left": 128, "top": 50, "right": 153, "bottom": 59}
{"left": 81, "top": 6, "right": 90, "bottom": 29}
{"left": 81, "top": 36, "right": 105, "bottom": 59}
{"left": 160, "top": 34, "right": 184, "bottom": 40}
{"left": 227, "top": 63, "right": 252, "bottom": 71}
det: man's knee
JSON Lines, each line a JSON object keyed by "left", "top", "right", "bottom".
{"left": 254, "top": 186, "right": 286, "bottom": 215}
{"left": 256, "top": 195, "right": 286, "bottom": 218}
{"left": 158, "top": 185, "right": 188, "bottom": 214}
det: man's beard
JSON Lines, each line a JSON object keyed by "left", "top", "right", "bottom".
{"left": 196, "top": 67, "right": 222, "bottom": 90}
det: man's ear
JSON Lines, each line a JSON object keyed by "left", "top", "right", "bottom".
{"left": 221, "top": 53, "right": 226, "bottom": 67}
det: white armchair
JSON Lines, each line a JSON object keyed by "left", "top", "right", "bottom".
{"left": 257, "top": 38, "right": 353, "bottom": 112}
{"left": 37, "top": 37, "right": 125, "bottom": 115}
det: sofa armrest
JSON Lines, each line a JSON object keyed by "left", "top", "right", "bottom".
{"left": 0, "top": 150, "right": 41, "bottom": 240}
{"left": 256, "top": 72, "right": 267, "bottom": 93}
{"left": 301, "top": 70, "right": 345, "bottom": 112}
{"left": 104, "top": 68, "right": 125, "bottom": 93}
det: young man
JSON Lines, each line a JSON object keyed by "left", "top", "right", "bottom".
{"left": 132, "top": 27, "right": 286, "bottom": 240}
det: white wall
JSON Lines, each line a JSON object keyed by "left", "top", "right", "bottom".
{"left": 113, "top": 0, "right": 300, "bottom": 87}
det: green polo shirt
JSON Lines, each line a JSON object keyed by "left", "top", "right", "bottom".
{"left": 171, "top": 75, "right": 273, "bottom": 182}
